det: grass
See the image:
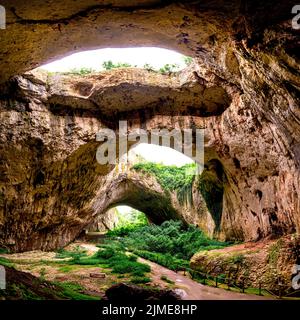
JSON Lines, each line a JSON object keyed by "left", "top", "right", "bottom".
{"left": 131, "top": 276, "right": 151, "bottom": 284}
{"left": 160, "top": 275, "right": 175, "bottom": 285}
{"left": 55, "top": 243, "right": 151, "bottom": 282}
{"left": 55, "top": 246, "right": 87, "bottom": 262}
{"left": 54, "top": 281, "right": 100, "bottom": 300}
{"left": 0, "top": 257, "right": 13, "bottom": 268}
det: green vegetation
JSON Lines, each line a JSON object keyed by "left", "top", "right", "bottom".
{"left": 160, "top": 275, "right": 175, "bottom": 285}
{"left": 107, "top": 208, "right": 148, "bottom": 237}
{"left": 132, "top": 250, "right": 188, "bottom": 271}
{"left": 55, "top": 246, "right": 87, "bottom": 262}
{"left": 183, "top": 56, "right": 193, "bottom": 66}
{"left": 43, "top": 55, "right": 193, "bottom": 76}
{"left": 54, "top": 281, "right": 100, "bottom": 300}
{"left": 55, "top": 242, "right": 151, "bottom": 282}
{"left": 131, "top": 276, "right": 151, "bottom": 284}
{"left": 0, "top": 257, "right": 13, "bottom": 268}
{"left": 0, "top": 248, "right": 9, "bottom": 254}
{"left": 120, "top": 220, "right": 230, "bottom": 261}
{"left": 268, "top": 238, "right": 283, "bottom": 266}
{"left": 102, "top": 60, "right": 134, "bottom": 70}
{"left": 64, "top": 67, "right": 95, "bottom": 75}
{"left": 132, "top": 162, "right": 197, "bottom": 205}
{"left": 158, "top": 63, "right": 180, "bottom": 74}
{"left": 92, "top": 246, "right": 150, "bottom": 277}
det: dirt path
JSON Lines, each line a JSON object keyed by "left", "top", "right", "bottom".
{"left": 137, "top": 257, "right": 272, "bottom": 300}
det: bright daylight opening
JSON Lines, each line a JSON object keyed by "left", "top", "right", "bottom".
{"left": 129, "top": 143, "right": 194, "bottom": 166}
{"left": 37, "top": 47, "right": 192, "bottom": 73}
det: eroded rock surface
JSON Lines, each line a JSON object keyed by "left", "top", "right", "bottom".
{"left": 0, "top": 0, "right": 299, "bottom": 252}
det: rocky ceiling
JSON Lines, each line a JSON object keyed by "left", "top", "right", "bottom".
{"left": 0, "top": 0, "right": 297, "bottom": 82}
{"left": 0, "top": 0, "right": 299, "bottom": 252}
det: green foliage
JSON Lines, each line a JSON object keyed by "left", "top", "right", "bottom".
{"left": 0, "top": 248, "right": 9, "bottom": 254}
{"left": 132, "top": 250, "right": 188, "bottom": 271}
{"left": 0, "top": 257, "right": 13, "bottom": 267}
{"left": 54, "top": 281, "right": 100, "bottom": 300}
{"left": 121, "top": 220, "right": 230, "bottom": 261}
{"left": 102, "top": 60, "right": 133, "bottom": 70}
{"left": 160, "top": 275, "right": 175, "bottom": 284}
{"left": 159, "top": 63, "right": 180, "bottom": 74}
{"left": 183, "top": 56, "right": 193, "bottom": 66}
{"left": 116, "top": 208, "right": 148, "bottom": 227}
{"left": 61, "top": 244, "right": 151, "bottom": 278}
{"left": 107, "top": 208, "right": 148, "bottom": 237}
{"left": 66, "top": 67, "right": 95, "bottom": 75}
{"left": 268, "top": 239, "right": 283, "bottom": 266}
{"left": 131, "top": 276, "right": 151, "bottom": 284}
{"left": 39, "top": 267, "right": 46, "bottom": 281}
{"left": 143, "top": 63, "right": 155, "bottom": 72}
{"left": 55, "top": 246, "right": 87, "bottom": 263}
{"left": 132, "top": 162, "right": 196, "bottom": 205}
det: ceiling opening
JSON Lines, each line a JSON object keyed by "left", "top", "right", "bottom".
{"left": 36, "top": 47, "right": 193, "bottom": 74}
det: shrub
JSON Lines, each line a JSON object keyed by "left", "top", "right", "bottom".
{"left": 122, "top": 220, "right": 230, "bottom": 261}
{"left": 131, "top": 276, "right": 151, "bottom": 284}
{"left": 160, "top": 275, "right": 175, "bottom": 284}
{"left": 102, "top": 60, "right": 133, "bottom": 70}
{"left": 66, "top": 67, "right": 95, "bottom": 75}
{"left": 132, "top": 162, "right": 196, "bottom": 205}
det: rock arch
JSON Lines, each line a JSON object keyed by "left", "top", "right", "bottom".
{"left": 0, "top": 0, "right": 299, "bottom": 251}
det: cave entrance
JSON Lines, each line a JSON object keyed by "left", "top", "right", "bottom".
{"left": 86, "top": 142, "right": 201, "bottom": 236}
{"left": 87, "top": 205, "right": 148, "bottom": 233}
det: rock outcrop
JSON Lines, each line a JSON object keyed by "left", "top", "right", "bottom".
{"left": 190, "top": 234, "right": 300, "bottom": 291}
{"left": 0, "top": 0, "right": 299, "bottom": 252}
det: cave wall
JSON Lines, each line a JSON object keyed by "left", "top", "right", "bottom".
{"left": 0, "top": 0, "right": 299, "bottom": 251}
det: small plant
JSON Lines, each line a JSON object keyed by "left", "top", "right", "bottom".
{"left": 183, "top": 56, "right": 193, "bottom": 66}
{"left": 39, "top": 267, "right": 46, "bottom": 281}
{"left": 102, "top": 60, "right": 132, "bottom": 70}
{"left": 159, "top": 63, "right": 180, "bottom": 74}
{"left": 0, "top": 257, "right": 13, "bottom": 267}
{"left": 143, "top": 63, "right": 155, "bottom": 72}
{"left": 131, "top": 276, "right": 151, "bottom": 284}
{"left": 55, "top": 246, "right": 87, "bottom": 263}
{"left": 54, "top": 281, "right": 100, "bottom": 300}
{"left": 160, "top": 275, "right": 175, "bottom": 284}
{"left": 66, "top": 67, "right": 95, "bottom": 75}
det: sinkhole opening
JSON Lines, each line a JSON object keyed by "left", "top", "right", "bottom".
{"left": 36, "top": 47, "right": 193, "bottom": 74}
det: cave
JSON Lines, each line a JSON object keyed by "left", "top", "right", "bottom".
{"left": 0, "top": 0, "right": 300, "bottom": 301}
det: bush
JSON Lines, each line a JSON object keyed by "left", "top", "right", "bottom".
{"left": 132, "top": 163, "right": 196, "bottom": 205}
{"left": 121, "top": 220, "right": 231, "bottom": 260}
{"left": 102, "top": 60, "right": 133, "bottom": 70}
{"left": 131, "top": 276, "right": 151, "bottom": 284}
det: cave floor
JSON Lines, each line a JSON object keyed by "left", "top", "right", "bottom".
{"left": 0, "top": 241, "right": 273, "bottom": 300}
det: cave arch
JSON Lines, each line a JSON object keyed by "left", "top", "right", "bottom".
{"left": 0, "top": 1, "right": 299, "bottom": 252}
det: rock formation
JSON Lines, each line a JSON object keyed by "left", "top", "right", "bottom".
{"left": 0, "top": 0, "right": 299, "bottom": 253}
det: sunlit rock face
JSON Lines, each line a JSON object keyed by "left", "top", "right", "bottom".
{"left": 0, "top": 0, "right": 299, "bottom": 251}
